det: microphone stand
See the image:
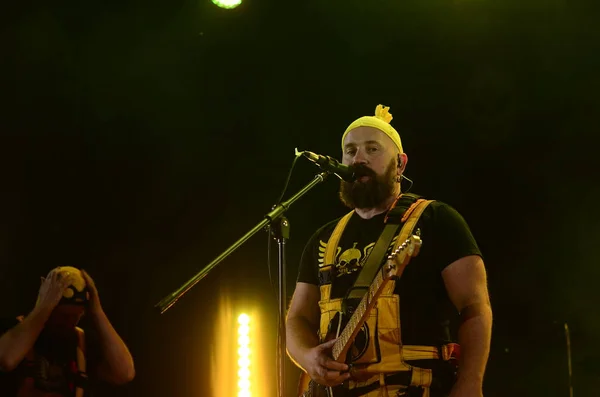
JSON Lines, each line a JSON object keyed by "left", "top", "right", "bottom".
{"left": 564, "top": 322, "right": 573, "bottom": 397}
{"left": 270, "top": 215, "right": 289, "bottom": 397}
{"left": 155, "top": 170, "right": 331, "bottom": 397}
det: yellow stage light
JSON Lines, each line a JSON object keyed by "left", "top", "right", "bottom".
{"left": 237, "top": 314, "right": 251, "bottom": 397}
{"left": 212, "top": 0, "right": 242, "bottom": 9}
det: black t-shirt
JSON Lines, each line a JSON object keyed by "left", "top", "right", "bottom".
{"left": 298, "top": 199, "right": 482, "bottom": 346}
{"left": 0, "top": 317, "right": 92, "bottom": 397}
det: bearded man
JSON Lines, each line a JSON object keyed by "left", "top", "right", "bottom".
{"left": 288, "top": 105, "right": 492, "bottom": 397}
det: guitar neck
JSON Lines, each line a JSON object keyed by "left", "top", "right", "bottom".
{"left": 331, "top": 266, "right": 387, "bottom": 361}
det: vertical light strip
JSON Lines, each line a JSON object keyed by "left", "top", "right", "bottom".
{"left": 237, "top": 314, "right": 251, "bottom": 397}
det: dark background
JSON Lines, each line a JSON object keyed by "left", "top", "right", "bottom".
{"left": 1, "top": 0, "right": 599, "bottom": 396}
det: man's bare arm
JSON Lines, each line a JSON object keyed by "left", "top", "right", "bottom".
{"left": 0, "top": 271, "right": 72, "bottom": 372}
{"left": 442, "top": 255, "right": 492, "bottom": 393}
{"left": 286, "top": 282, "right": 321, "bottom": 370}
{"left": 0, "top": 307, "right": 52, "bottom": 372}
{"left": 81, "top": 270, "right": 135, "bottom": 385}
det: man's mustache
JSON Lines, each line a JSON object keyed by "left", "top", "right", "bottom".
{"left": 352, "top": 164, "right": 376, "bottom": 178}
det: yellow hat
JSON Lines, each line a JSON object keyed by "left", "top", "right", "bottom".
{"left": 38, "top": 266, "right": 89, "bottom": 305}
{"left": 56, "top": 266, "right": 86, "bottom": 300}
{"left": 341, "top": 104, "right": 403, "bottom": 154}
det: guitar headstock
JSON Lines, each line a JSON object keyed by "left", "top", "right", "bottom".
{"left": 383, "top": 232, "right": 423, "bottom": 278}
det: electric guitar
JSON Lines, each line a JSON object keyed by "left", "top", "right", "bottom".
{"left": 297, "top": 234, "right": 423, "bottom": 397}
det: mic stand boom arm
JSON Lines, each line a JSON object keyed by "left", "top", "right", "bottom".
{"left": 154, "top": 171, "right": 329, "bottom": 313}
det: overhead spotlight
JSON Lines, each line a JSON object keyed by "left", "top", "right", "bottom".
{"left": 212, "top": 0, "right": 242, "bottom": 9}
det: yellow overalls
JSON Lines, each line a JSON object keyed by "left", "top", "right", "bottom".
{"left": 317, "top": 199, "right": 458, "bottom": 397}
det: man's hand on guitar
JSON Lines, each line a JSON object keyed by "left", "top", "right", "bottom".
{"left": 303, "top": 339, "right": 351, "bottom": 387}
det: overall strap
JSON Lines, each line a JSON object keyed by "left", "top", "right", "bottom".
{"left": 324, "top": 211, "right": 354, "bottom": 266}
{"left": 388, "top": 199, "right": 435, "bottom": 282}
{"left": 321, "top": 210, "right": 354, "bottom": 302}
{"left": 75, "top": 327, "right": 88, "bottom": 397}
{"left": 394, "top": 199, "right": 434, "bottom": 247}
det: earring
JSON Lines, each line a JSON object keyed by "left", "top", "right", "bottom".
{"left": 396, "top": 175, "right": 402, "bottom": 182}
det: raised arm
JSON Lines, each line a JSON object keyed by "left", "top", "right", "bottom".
{"left": 0, "top": 271, "right": 73, "bottom": 371}
{"left": 81, "top": 270, "right": 135, "bottom": 385}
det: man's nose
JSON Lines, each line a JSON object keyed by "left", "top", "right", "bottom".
{"left": 352, "top": 149, "right": 368, "bottom": 165}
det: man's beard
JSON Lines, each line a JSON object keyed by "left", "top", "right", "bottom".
{"left": 339, "top": 159, "right": 397, "bottom": 209}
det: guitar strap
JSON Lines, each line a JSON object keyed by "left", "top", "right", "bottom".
{"left": 344, "top": 222, "right": 400, "bottom": 302}
{"left": 345, "top": 194, "right": 428, "bottom": 302}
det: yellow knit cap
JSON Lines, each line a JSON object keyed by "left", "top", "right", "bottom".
{"left": 37, "top": 266, "right": 88, "bottom": 305}
{"left": 55, "top": 266, "right": 86, "bottom": 299}
{"left": 341, "top": 104, "right": 403, "bottom": 154}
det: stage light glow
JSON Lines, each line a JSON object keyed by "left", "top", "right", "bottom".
{"left": 238, "top": 314, "right": 249, "bottom": 325}
{"left": 237, "top": 313, "right": 251, "bottom": 397}
{"left": 212, "top": 0, "right": 242, "bottom": 9}
{"left": 212, "top": 300, "right": 265, "bottom": 397}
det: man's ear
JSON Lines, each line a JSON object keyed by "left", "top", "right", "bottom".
{"left": 398, "top": 153, "right": 408, "bottom": 175}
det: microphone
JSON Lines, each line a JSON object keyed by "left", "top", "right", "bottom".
{"left": 299, "top": 149, "right": 356, "bottom": 182}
